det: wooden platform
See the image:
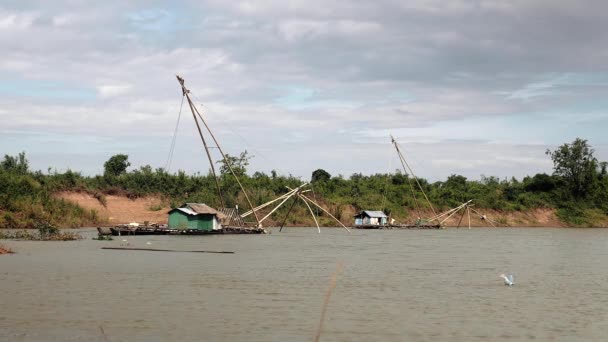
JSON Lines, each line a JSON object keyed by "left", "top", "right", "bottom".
{"left": 353, "top": 224, "right": 442, "bottom": 230}
{"left": 106, "top": 226, "right": 266, "bottom": 236}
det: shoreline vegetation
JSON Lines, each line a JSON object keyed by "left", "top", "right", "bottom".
{"left": 1, "top": 138, "right": 607, "bottom": 229}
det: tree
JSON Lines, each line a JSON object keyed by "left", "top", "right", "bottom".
{"left": 523, "top": 173, "right": 556, "bottom": 192}
{"left": 546, "top": 138, "right": 598, "bottom": 197}
{"left": 311, "top": 169, "right": 331, "bottom": 183}
{"left": 1, "top": 152, "right": 29, "bottom": 175}
{"left": 103, "top": 154, "right": 130, "bottom": 177}
{"left": 217, "top": 150, "right": 251, "bottom": 177}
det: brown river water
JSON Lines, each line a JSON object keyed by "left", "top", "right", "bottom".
{"left": 1, "top": 227, "right": 608, "bottom": 341}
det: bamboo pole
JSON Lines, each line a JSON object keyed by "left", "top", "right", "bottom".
{"left": 299, "top": 194, "right": 351, "bottom": 233}
{"left": 456, "top": 206, "right": 466, "bottom": 228}
{"left": 467, "top": 206, "right": 471, "bottom": 229}
{"left": 177, "top": 76, "right": 224, "bottom": 208}
{"left": 391, "top": 135, "right": 437, "bottom": 216}
{"left": 259, "top": 189, "right": 299, "bottom": 224}
{"left": 279, "top": 197, "right": 298, "bottom": 232}
{"left": 241, "top": 183, "right": 308, "bottom": 217}
{"left": 241, "top": 188, "right": 296, "bottom": 217}
{"left": 427, "top": 200, "right": 473, "bottom": 223}
{"left": 393, "top": 145, "right": 422, "bottom": 217}
{"left": 439, "top": 204, "right": 468, "bottom": 225}
{"left": 427, "top": 206, "right": 461, "bottom": 222}
{"left": 300, "top": 194, "right": 321, "bottom": 233}
{"left": 177, "top": 75, "right": 261, "bottom": 228}
{"left": 469, "top": 207, "right": 497, "bottom": 228}
{"left": 433, "top": 200, "right": 472, "bottom": 225}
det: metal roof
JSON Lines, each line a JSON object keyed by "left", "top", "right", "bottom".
{"left": 185, "top": 203, "right": 222, "bottom": 215}
{"left": 168, "top": 203, "right": 226, "bottom": 218}
{"left": 354, "top": 210, "right": 388, "bottom": 218}
{"left": 175, "top": 207, "right": 198, "bottom": 216}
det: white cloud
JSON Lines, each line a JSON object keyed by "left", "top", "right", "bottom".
{"left": 1, "top": 0, "right": 607, "bottom": 179}
{"left": 0, "top": 11, "right": 37, "bottom": 30}
{"left": 97, "top": 84, "right": 133, "bottom": 98}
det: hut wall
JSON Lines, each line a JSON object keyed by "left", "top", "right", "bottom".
{"left": 188, "top": 214, "right": 214, "bottom": 230}
{"left": 169, "top": 211, "right": 189, "bottom": 229}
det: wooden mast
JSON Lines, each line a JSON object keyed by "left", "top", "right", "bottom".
{"left": 177, "top": 76, "right": 224, "bottom": 208}
{"left": 391, "top": 135, "right": 437, "bottom": 217}
{"left": 176, "top": 75, "right": 262, "bottom": 228}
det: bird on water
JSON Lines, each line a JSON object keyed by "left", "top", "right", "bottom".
{"left": 500, "top": 274, "right": 514, "bottom": 286}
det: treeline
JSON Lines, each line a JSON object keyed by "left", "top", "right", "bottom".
{"left": 1, "top": 138, "right": 607, "bottom": 228}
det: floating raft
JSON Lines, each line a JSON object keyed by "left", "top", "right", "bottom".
{"left": 106, "top": 226, "right": 266, "bottom": 236}
{"left": 353, "top": 224, "right": 442, "bottom": 230}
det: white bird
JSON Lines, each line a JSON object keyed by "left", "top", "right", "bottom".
{"left": 500, "top": 274, "right": 514, "bottom": 286}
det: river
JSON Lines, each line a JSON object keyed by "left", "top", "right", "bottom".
{"left": 1, "top": 227, "right": 608, "bottom": 341}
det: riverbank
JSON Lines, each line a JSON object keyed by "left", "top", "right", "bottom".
{"left": 50, "top": 192, "right": 607, "bottom": 228}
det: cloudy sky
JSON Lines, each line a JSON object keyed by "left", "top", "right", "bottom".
{"left": 1, "top": 0, "right": 607, "bottom": 181}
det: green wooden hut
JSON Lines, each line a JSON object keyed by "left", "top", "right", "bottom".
{"left": 168, "top": 203, "right": 224, "bottom": 231}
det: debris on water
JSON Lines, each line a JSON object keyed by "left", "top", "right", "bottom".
{"left": 101, "top": 247, "right": 234, "bottom": 254}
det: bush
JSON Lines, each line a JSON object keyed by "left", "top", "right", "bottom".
{"left": 37, "top": 221, "right": 60, "bottom": 239}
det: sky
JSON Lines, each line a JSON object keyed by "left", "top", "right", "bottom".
{"left": 1, "top": 0, "right": 607, "bottom": 181}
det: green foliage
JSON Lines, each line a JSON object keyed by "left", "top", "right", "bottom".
{"left": 149, "top": 204, "right": 163, "bottom": 211}
{"left": 104, "top": 154, "right": 131, "bottom": 177}
{"left": 37, "top": 221, "right": 60, "bottom": 239}
{"left": 93, "top": 235, "right": 113, "bottom": 241}
{"left": 546, "top": 138, "right": 598, "bottom": 197}
{"left": 217, "top": 150, "right": 250, "bottom": 177}
{"left": 1, "top": 151, "right": 29, "bottom": 175}
{"left": 0, "top": 153, "right": 102, "bottom": 228}
{"left": 1, "top": 221, "right": 82, "bottom": 240}
{"left": 556, "top": 205, "right": 587, "bottom": 226}
{"left": 2, "top": 138, "right": 608, "bottom": 228}
{"left": 311, "top": 169, "right": 331, "bottom": 183}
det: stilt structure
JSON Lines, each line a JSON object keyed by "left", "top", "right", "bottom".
{"left": 423, "top": 200, "right": 502, "bottom": 228}
{"left": 240, "top": 183, "right": 351, "bottom": 233}
{"left": 388, "top": 135, "right": 501, "bottom": 229}
{"left": 176, "top": 75, "right": 261, "bottom": 229}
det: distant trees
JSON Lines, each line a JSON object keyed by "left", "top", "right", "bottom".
{"left": 217, "top": 150, "right": 251, "bottom": 177}
{"left": 523, "top": 173, "right": 556, "bottom": 193}
{"left": 2, "top": 137, "right": 608, "bottom": 228}
{"left": 103, "top": 154, "right": 130, "bottom": 177}
{"left": 311, "top": 169, "right": 331, "bottom": 183}
{"left": 0, "top": 151, "right": 29, "bottom": 175}
{"left": 546, "top": 138, "right": 598, "bottom": 197}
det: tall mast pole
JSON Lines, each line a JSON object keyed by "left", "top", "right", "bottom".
{"left": 176, "top": 75, "right": 262, "bottom": 228}
{"left": 391, "top": 135, "right": 437, "bottom": 217}
{"left": 177, "top": 76, "right": 225, "bottom": 208}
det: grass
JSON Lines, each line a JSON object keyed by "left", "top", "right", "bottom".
{"left": 0, "top": 222, "right": 83, "bottom": 241}
{"left": 92, "top": 191, "right": 107, "bottom": 207}
{"left": 148, "top": 203, "right": 164, "bottom": 211}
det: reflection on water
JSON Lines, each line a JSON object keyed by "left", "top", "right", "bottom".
{"left": 2, "top": 228, "right": 608, "bottom": 341}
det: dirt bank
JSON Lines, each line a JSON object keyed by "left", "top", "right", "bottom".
{"left": 54, "top": 191, "right": 583, "bottom": 227}
{"left": 405, "top": 207, "right": 567, "bottom": 227}
{"left": 55, "top": 192, "right": 170, "bottom": 225}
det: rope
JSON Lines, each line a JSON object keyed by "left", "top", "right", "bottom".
{"left": 380, "top": 144, "right": 393, "bottom": 213}
{"left": 189, "top": 92, "right": 295, "bottom": 179}
{"left": 164, "top": 95, "right": 185, "bottom": 172}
